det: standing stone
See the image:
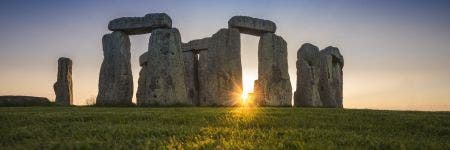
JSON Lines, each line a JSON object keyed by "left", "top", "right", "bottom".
{"left": 97, "top": 31, "right": 133, "bottom": 106}
{"left": 199, "top": 28, "right": 242, "bottom": 106}
{"left": 183, "top": 51, "right": 199, "bottom": 105}
{"left": 53, "top": 57, "right": 73, "bottom": 106}
{"left": 136, "top": 51, "right": 149, "bottom": 102}
{"left": 294, "top": 43, "right": 322, "bottom": 107}
{"left": 108, "top": 13, "right": 172, "bottom": 35}
{"left": 254, "top": 33, "right": 292, "bottom": 106}
{"left": 228, "top": 16, "right": 276, "bottom": 36}
{"left": 137, "top": 28, "right": 189, "bottom": 106}
{"left": 319, "top": 46, "right": 344, "bottom": 108}
{"left": 198, "top": 49, "right": 208, "bottom": 103}
{"left": 181, "top": 38, "right": 211, "bottom": 105}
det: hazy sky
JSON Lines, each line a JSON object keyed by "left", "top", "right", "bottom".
{"left": 0, "top": 0, "right": 449, "bottom": 111}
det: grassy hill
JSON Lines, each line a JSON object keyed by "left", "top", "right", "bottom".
{"left": 0, "top": 107, "right": 448, "bottom": 149}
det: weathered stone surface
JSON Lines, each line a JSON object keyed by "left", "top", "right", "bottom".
{"left": 183, "top": 52, "right": 199, "bottom": 105}
{"left": 0, "top": 96, "right": 51, "bottom": 107}
{"left": 108, "top": 13, "right": 172, "bottom": 35}
{"left": 228, "top": 16, "right": 276, "bottom": 36}
{"left": 199, "top": 28, "right": 242, "bottom": 106}
{"left": 182, "top": 37, "right": 210, "bottom": 51}
{"left": 53, "top": 57, "right": 73, "bottom": 106}
{"left": 321, "top": 46, "right": 344, "bottom": 66}
{"left": 137, "top": 28, "right": 189, "bottom": 106}
{"left": 136, "top": 52, "right": 148, "bottom": 102}
{"left": 254, "top": 33, "right": 292, "bottom": 106}
{"left": 139, "top": 51, "right": 148, "bottom": 67}
{"left": 181, "top": 38, "right": 211, "bottom": 105}
{"left": 294, "top": 43, "right": 322, "bottom": 107}
{"left": 319, "top": 46, "right": 344, "bottom": 108}
{"left": 97, "top": 31, "right": 133, "bottom": 106}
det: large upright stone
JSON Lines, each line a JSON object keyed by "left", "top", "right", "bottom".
{"left": 254, "top": 33, "right": 292, "bottom": 106}
{"left": 108, "top": 13, "right": 172, "bottom": 35}
{"left": 294, "top": 43, "right": 322, "bottom": 107}
{"left": 53, "top": 57, "right": 73, "bottom": 106}
{"left": 97, "top": 31, "right": 133, "bottom": 106}
{"left": 181, "top": 38, "right": 211, "bottom": 105}
{"left": 319, "top": 46, "right": 344, "bottom": 108}
{"left": 137, "top": 28, "right": 189, "bottom": 106}
{"left": 228, "top": 16, "right": 276, "bottom": 36}
{"left": 199, "top": 28, "right": 242, "bottom": 106}
{"left": 136, "top": 51, "right": 148, "bottom": 102}
{"left": 183, "top": 51, "right": 199, "bottom": 105}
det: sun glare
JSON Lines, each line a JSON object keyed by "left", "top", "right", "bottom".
{"left": 241, "top": 92, "right": 248, "bottom": 100}
{"left": 241, "top": 74, "right": 257, "bottom": 106}
{"left": 241, "top": 92, "right": 249, "bottom": 106}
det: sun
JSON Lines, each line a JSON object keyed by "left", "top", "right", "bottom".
{"left": 241, "top": 92, "right": 249, "bottom": 106}
{"left": 241, "top": 92, "right": 249, "bottom": 100}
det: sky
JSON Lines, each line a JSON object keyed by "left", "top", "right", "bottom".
{"left": 0, "top": 0, "right": 449, "bottom": 111}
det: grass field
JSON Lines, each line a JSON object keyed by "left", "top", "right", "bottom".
{"left": 0, "top": 107, "right": 449, "bottom": 149}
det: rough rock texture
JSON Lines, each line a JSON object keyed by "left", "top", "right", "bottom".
{"left": 137, "top": 28, "right": 189, "bottom": 106}
{"left": 139, "top": 51, "right": 148, "bottom": 67}
{"left": 0, "top": 96, "right": 51, "bottom": 107}
{"left": 182, "top": 38, "right": 210, "bottom": 51}
{"left": 199, "top": 28, "right": 242, "bottom": 106}
{"left": 228, "top": 16, "right": 276, "bottom": 36}
{"left": 319, "top": 46, "right": 344, "bottom": 108}
{"left": 97, "top": 31, "right": 133, "bottom": 106}
{"left": 108, "top": 13, "right": 172, "bottom": 35}
{"left": 53, "top": 57, "right": 73, "bottom": 106}
{"left": 183, "top": 52, "right": 199, "bottom": 105}
{"left": 181, "top": 38, "right": 211, "bottom": 105}
{"left": 136, "top": 52, "right": 148, "bottom": 102}
{"left": 294, "top": 43, "right": 322, "bottom": 107}
{"left": 254, "top": 33, "right": 292, "bottom": 106}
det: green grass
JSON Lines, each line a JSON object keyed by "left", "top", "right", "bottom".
{"left": 0, "top": 107, "right": 449, "bottom": 149}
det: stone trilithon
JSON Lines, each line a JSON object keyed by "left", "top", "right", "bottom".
{"left": 95, "top": 13, "right": 343, "bottom": 107}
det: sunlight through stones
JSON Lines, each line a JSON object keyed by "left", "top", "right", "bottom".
{"left": 95, "top": 13, "right": 343, "bottom": 107}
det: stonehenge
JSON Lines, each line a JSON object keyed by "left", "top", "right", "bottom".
{"left": 97, "top": 13, "right": 343, "bottom": 107}
{"left": 294, "top": 43, "right": 344, "bottom": 108}
{"left": 97, "top": 31, "right": 133, "bottom": 106}
{"left": 108, "top": 13, "right": 172, "bottom": 35}
{"left": 136, "top": 52, "right": 148, "bottom": 104}
{"left": 53, "top": 57, "right": 73, "bottom": 106}
{"left": 227, "top": 16, "right": 291, "bottom": 106}
{"left": 138, "top": 28, "right": 189, "bottom": 106}
{"left": 294, "top": 44, "right": 322, "bottom": 107}
{"left": 254, "top": 33, "right": 292, "bottom": 106}
{"left": 181, "top": 38, "right": 210, "bottom": 105}
{"left": 319, "top": 46, "right": 344, "bottom": 108}
{"left": 182, "top": 37, "right": 210, "bottom": 51}
{"left": 199, "top": 28, "right": 242, "bottom": 106}
{"left": 228, "top": 16, "right": 276, "bottom": 36}
{"left": 182, "top": 51, "right": 198, "bottom": 105}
